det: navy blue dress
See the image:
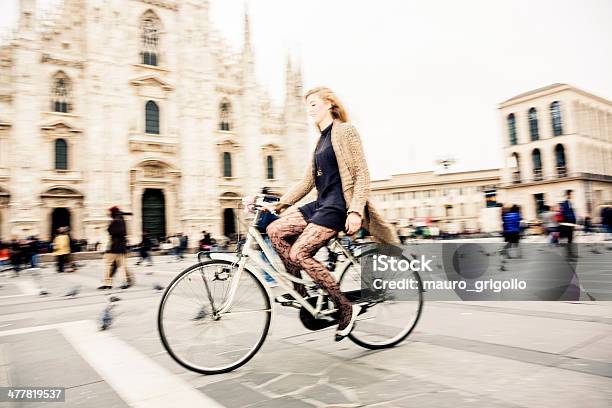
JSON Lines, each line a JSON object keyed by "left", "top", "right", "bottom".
{"left": 298, "top": 123, "right": 347, "bottom": 232}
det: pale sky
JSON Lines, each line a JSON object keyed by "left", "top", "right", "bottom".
{"left": 1, "top": 0, "right": 611, "bottom": 179}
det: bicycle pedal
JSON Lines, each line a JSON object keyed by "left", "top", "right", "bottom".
{"left": 275, "top": 299, "right": 301, "bottom": 309}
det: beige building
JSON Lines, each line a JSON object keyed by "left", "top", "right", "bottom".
{"left": 0, "top": 0, "right": 309, "bottom": 246}
{"left": 371, "top": 84, "right": 612, "bottom": 233}
{"left": 371, "top": 169, "right": 501, "bottom": 233}
{"left": 498, "top": 83, "right": 612, "bottom": 221}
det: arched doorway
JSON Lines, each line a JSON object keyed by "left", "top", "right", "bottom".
{"left": 51, "top": 208, "right": 71, "bottom": 238}
{"left": 142, "top": 189, "right": 166, "bottom": 241}
{"left": 223, "top": 208, "right": 236, "bottom": 238}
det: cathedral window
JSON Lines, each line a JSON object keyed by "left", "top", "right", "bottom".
{"left": 219, "top": 99, "right": 232, "bottom": 131}
{"left": 145, "top": 100, "right": 160, "bottom": 134}
{"left": 51, "top": 72, "right": 72, "bottom": 113}
{"left": 141, "top": 11, "right": 161, "bottom": 66}
{"left": 55, "top": 139, "right": 68, "bottom": 170}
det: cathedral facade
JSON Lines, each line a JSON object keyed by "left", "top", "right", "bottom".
{"left": 0, "top": 0, "right": 310, "bottom": 246}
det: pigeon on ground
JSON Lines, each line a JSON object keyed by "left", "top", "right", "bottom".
{"left": 153, "top": 283, "right": 164, "bottom": 291}
{"left": 109, "top": 295, "right": 121, "bottom": 302}
{"left": 63, "top": 286, "right": 81, "bottom": 297}
{"left": 99, "top": 304, "right": 115, "bottom": 330}
{"left": 192, "top": 306, "right": 207, "bottom": 321}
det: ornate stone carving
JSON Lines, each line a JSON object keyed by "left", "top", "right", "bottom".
{"left": 128, "top": 140, "right": 177, "bottom": 154}
{"left": 215, "top": 85, "right": 242, "bottom": 95}
{"left": 41, "top": 121, "right": 82, "bottom": 138}
{"left": 143, "top": 164, "right": 165, "bottom": 178}
{"left": 130, "top": 75, "right": 174, "bottom": 91}
{"left": 41, "top": 54, "right": 85, "bottom": 69}
{"left": 41, "top": 187, "right": 83, "bottom": 199}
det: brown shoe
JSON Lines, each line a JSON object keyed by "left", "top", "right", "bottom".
{"left": 335, "top": 304, "right": 360, "bottom": 341}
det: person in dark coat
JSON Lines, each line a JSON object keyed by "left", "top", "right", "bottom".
{"left": 98, "top": 206, "right": 134, "bottom": 290}
{"left": 600, "top": 203, "right": 612, "bottom": 238}
{"left": 136, "top": 229, "right": 153, "bottom": 266}
{"left": 559, "top": 189, "right": 577, "bottom": 244}
{"left": 500, "top": 204, "right": 522, "bottom": 260}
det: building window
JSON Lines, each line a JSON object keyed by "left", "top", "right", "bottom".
{"left": 140, "top": 11, "right": 161, "bottom": 66}
{"left": 507, "top": 113, "right": 517, "bottom": 145}
{"left": 528, "top": 107, "right": 539, "bottom": 141}
{"left": 223, "top": 152, "right": 232, "bottom": 177}
{"left": 550, "top": 101, "right": 563, "bottom": 136}
{"left": 51, "top": 71, "right": 72, "bottom": 113}
{"left": 266, "top": 155, "right": 274, "bottom": 179}
{"left": 511, "top": 152, "right": 521, "bottom": 183}
{"left": 532, "top": 148, "right": 543, "bottom": 180}
{"left": 145, "top": 100, "right": 160, "bottom": 134}
{"left": 55, "top": 139, "right": 68, "bottom": 170}
{"left": 555, "top": 143, "right": 567, "bottom": 177}
{"left": 219, "top": 99, "right": 232, "bottom": 131}
{"left": 534, "top": 193, "right": 545, "bottom": 215}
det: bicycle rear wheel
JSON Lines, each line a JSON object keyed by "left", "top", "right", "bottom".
{"left": 337, "top": 247, "right": 424, "bottom": 349}
{"left": 158, "top": 260, "right": 271, "bottom": 374}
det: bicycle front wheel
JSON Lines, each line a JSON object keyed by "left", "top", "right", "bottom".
{"left": 338, "top": 247, "right": 424, "bottom": 349}
{"left": 158, "top": 260, "right": 271, "bottom": 374}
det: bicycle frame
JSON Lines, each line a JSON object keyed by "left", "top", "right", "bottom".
{"left": 212, "top": 200, "right": 360, "bottom": 319}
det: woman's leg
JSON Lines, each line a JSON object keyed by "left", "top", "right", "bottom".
{"left": 266, "top": 208, "right": 308, "bottom": 295}
{"left": 289, "top": 224, "right": 353, "bottom": 330}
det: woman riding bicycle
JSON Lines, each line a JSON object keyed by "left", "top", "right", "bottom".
{"left": 267, "top": 86, "right": 399, "bottom": 341}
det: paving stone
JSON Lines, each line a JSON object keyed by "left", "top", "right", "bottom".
{"left": 240, "top": 371, "right": 284, "bottom": 386}
{"left": 248, "top": 396, "right": 317, "bottom": 408}
{"left": 199, "top": 380, "right": 267, "bottom": 407}
{"left": 248, "top": 346, "right": 337, "bottom": 375}
{"left": 326, "top": 363, "right": 385, "bottom": 388}
{"left": 355, "top": 373, "right": 442, "bottom": 404}
{"left": 392, "top": 389, "right": 526, "bottom": 408}
{"left": 263, "top": 374, "right": 319, "bottom": 395}
{"left": 1, "top": 329, "right": 101, "bottom": 389}
{"left": 63, "top": 381, "right": 129, "bottom": 408}
{"left": 298, "top": 383, "right": 352, "bottom": 405}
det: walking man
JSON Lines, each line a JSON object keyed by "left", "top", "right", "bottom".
{"left": 98, "top": 206, "right": 135, "bottom": 290}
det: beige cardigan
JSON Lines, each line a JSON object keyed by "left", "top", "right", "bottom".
{"left": 279, "top": 119, "right": 400, "bottom": 244}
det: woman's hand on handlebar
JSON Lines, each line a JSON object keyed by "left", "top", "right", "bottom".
{"left": 270, "top": 202, "right": 290, "bottom": 215}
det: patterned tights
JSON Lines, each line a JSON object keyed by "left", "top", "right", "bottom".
{"left": 266, "top": 208, "right": 353, "bottom": 328}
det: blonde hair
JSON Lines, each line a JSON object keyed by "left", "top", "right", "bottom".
{"left": 305, "top": 87, "right": 349, "bottom": 123}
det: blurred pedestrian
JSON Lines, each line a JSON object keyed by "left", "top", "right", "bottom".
{"left": 541, "top": 205, "right": 559, "bottom": 246}
{"left": 500, "top": 204, "right": 522, "bottom": 260}
{"left": 52, "top": 227, "right": 71, "bottom": 273}
{"left": 98, "top": 206, "right": 134, "bottom": 290}
{"left": 169, "top": 234, "right": 180, "bottom": 261}
{"left": 179, "top": 233, "right": 188, "bottom": 258}
{"left": 583, "top": 216, "right": 593, "bottom": 235}
{"left": 8, "top": 238, "right": 22, "bottom": 276}
{"left": 559, "top": 189, "right": 577, "bottom": 244}
{"left": 600, "top": 203, "right": 612, "bottom": 239}
{"left": 199, "top": 230, "right": 213, "bottom": 250}
{"left": 136, "top": 229, "right": 153, "bottom": 266}
{"left": 28, "top": 236, "right": 40, "bottom": 269}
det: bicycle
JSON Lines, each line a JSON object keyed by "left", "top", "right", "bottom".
{"left": 157, "top": 194, "right": 424, "bottom": 374}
